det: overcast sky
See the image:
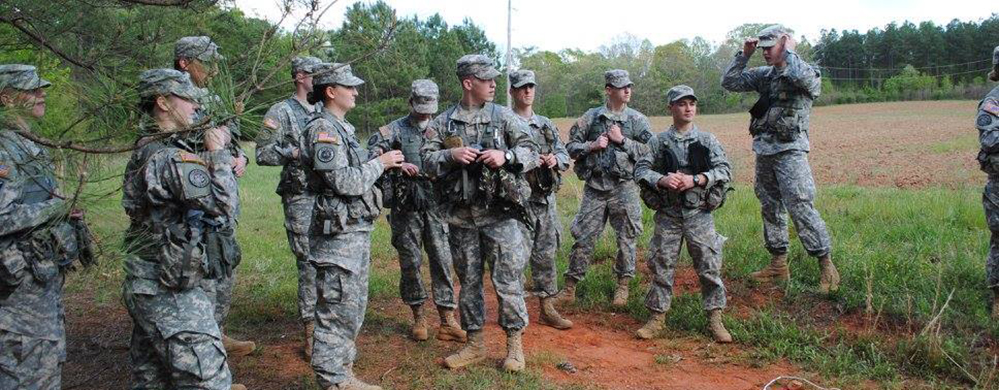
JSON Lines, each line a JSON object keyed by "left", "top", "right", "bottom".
{"left": 236, "top": 0, "right": 996, "bottom": 51}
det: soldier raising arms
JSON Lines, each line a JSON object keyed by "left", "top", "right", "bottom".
{"left": 721, "top": 25, "right": 839, "bottom": 294}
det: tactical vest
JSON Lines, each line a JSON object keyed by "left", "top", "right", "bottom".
{"left": 308, "top": 116, "right": 382, "bottom": 234}
{"left": 278, "top": 98, "right": 317, "bottom": 196}
{"left": 384, "top": 119, "right": 435, "bottom": 211}
{"left": 750, "top": 71, "right": 810, "bottom": 142}
{"left": 437, "top": 103, "right": 530, "bottom": 210}
{"left": 526, "top": 118, "right": 561, "bottom": 197}
{"left": 639, "top": 137, "right": 731, "bottom": 212}
{"left": 573, "top": 110, "right": 640, "bottom": 182}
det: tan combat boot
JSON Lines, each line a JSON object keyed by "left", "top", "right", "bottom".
{"left": 444, "top": 330, "right": 486, "bottom": 369}
{"left": 635, "top": 312, "right": 666, "bottom": 340}
{"left": 707, "top": 309, "right": 733, "bottom": 343}
{"left": 222, "top": 331, "right": 256, "bottom": 357}
{"left": 231, "top": 384, "right": 247, "bottom": 390}
{"left": 992, "top": 288, "right": 999, "bottom": 320}
{"left": 750, "top": 253, "right": 790, "bottom": 283}
{"left": 554, "top": 279, "right": 577, "bottom": 305}
{"left": 539, "top": 297, "right": 573, "bottom": 329}
{"left": 817, "top": 254, "right": 840, "bottom": 294}
{"left": 612, "top": 278, "right": 630, "bottom": 307}
{"left": 330, "top": 375, "right": 383, "bottom": 390}
{"left": 502, "top": 329, "right": 525, "bottom": 372}
{"left": 304, "top": 321, "right": 315, "bottom": 360}
{"left": 436, "top": 308, "right": 467, "bottom": 342}
{"left": 410, "top": 305, "right": 429, "bottom": 341}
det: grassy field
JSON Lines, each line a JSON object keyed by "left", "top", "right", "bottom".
{"left": 61, "top": 100, "right": 999, "bottom": 389}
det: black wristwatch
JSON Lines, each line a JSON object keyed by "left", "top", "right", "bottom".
{"left": 692, "top": 174, "right": 701, "bottom": 187}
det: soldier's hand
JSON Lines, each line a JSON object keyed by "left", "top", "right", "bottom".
{"left": 657, "top": 176, "right": 672, "bottom": 190}
{"left": 400, "top": 162, "right": 420, "bottom": 177}
{"left": 607, "top": 124, "right": 624, "bottom": 144}
{"left": 234, "top": 156, "right": 247, "bottom": 178}
{"left": 677, "top": 174, "right": 695, "bottom": 191}
{"left": 543, "top": 154, "right": 558, "bottom": 168}
{"left": 205, "top": 127, "right": 231, "bottom": 151}
{"left": 743, "top": 38, "right": 759, "bottom": 57}
{"left": 291, "top": 147, "right": 300, "bottom": 159}
{"left": 589, "top": 135, "right": 609, "bottom": 152}
{"left": 69, "top": 209, "right": 85, "bottom": 220}
{"left": 378, "top": 150, "right": 405, "bottom": 169}
{"left": 451, "top": 147, "right": 479, "bottom": 165}
{"left": 477, "top": 149, "right": 506, "bottom": 169}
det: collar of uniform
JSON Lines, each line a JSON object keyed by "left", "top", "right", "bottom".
{"left": 288, "top": 95, "right": 317, "bottom": 113}
{"left": 666, "top": 124, "right": 700, "bottom": 141}
{"left": 449, "top": 102, "right": 494, "bottom": 125}
{"left": 596, "top": 105, "right": 629, "bottom": 122}
{"left": 524, "top": 113, "right": 544, "bottom": 128}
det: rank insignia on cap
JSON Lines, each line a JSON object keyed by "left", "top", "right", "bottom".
{"left": 0, "top": 164, "right": 9, "bottom": 179}
{"left": 178, "top": 151, "right": 206, "bottom": 166}
{"left": 984, "top": 98, "right": 999, "bottom": 117}
{"left": 317, "top": 132, "right": 340, "bottom": 145}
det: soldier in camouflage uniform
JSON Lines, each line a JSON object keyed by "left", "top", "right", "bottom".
{"left": 367, "top": 79, "right": 465, "bottom": 343}
{"left": 977, "top": 46, "right": 999, "bottom": 318}
{"left": 0, "top": 64, "right": 85, "bottom": 390}
{"left": 508, "top": 70, "right": 573, "bottom": 330}
{"left": 721, "top": 25, "right": 839, "bottom": 293}
{"left": 633, "top": 86, "right": 732, "bottom": 343}
{"left": 558, "top": 69, "right": 653, "bottom": 307}
{"left": 120, "top": 69, "right": 245, "bottom": 390}
{"left": 422, "top": 55, "right": 539, "bottom": 372}
{"left": 255, "top": 56, "right": 323, "bottom": 359}
{"left": 174, "top": 36, "right": 256, "bottom": 354}
{"left": 302, "top": 62, "right": 404, "bottom": 390}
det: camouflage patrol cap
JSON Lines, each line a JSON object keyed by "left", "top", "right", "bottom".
{"left": 509, "top": 69, "right": 536, "bottom": 88}
{"left": 313, "top": 62, "right": 365, "bottom": 87}
{"left": 410, "top": 79, "right": 439, "bottom": 114}
{"left": 291, "top": 56, "right": 323, "bottom": 76}
{"left": 757, "top": 25, "right": 788, "bottom": 49}
{"left": 456, "top": 54, "right": 501, "bottom": 80}
{"left": 174, "top": 36, "right": 223, "bottom": 62}
{"left": 138, "top": 68, "right": 205, "bottom": 100}
{"left": 0, "top": 64, "right": 51, "bottom": 91}
{"left": 666, "top": 85, "right": 697, "bottom": 104}
{"left": 604, "top": 69, "right": 633, "bottom": 88}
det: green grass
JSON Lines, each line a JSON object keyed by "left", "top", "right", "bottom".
{"left": 68, "top": 141, "right": 999, "bottom": 389}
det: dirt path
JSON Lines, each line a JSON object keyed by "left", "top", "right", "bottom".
{"left": 61, "top": 269, "right": 806, "bottom": 390}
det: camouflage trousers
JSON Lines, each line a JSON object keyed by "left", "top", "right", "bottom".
{"left": 449, "top": 218, "right": 529, "bottom": 332}
{"left": 754, "top": 150, "right": 832, "bottom": 257}
{"left": 524, "top": 198, "right": 562, "bottom": 298}
{"left": 0, "top": 268, "right": 65, "bottom": 390}
{"left": 389, "top": 209, "right": 457, "bottom": 309}
{"left": 284, "top": 194, "right": 317, "bottom": 322}
{"left": 203, "top": 227, "right": 242, "bottom": 328}
{"left": 0, "top": 330, "right": 63, "bottom": 390}
{"left": 309, "top": 231, "right": 371, "bottom": 388}
{"left": 123, "top": 277, "right": 231, "bottom": 390}
{"left": 983, "top": 179, "right": 999, "bottom": 288}
{"left": 644, "top": 210, "right": 727, "bottom": 313}
{"left": 566, "top": 182, "right": 643, "bottom": 282}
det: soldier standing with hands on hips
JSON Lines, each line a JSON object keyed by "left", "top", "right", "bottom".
{"left": 721, "top": 25, "right": 839, "bottom": 294}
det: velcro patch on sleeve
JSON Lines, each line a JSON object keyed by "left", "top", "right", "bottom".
{"left": 263, "top": 117, "right": 279, "bottom": 129}
{"left": 984, "top": 98, "right": 999, "bottom": 117}
{"left": 176, "top": 151, "right": 206, "bottom": 166}
{"left": 378, "top": 126, "right": 391, "bottom": 138}
{"left": 316, "top": 132, "right": 340, "bottom": 145}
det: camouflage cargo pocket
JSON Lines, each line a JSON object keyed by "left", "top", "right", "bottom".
{"left": 772, "top": 107, "right": 802, "bottom": 142}
{"left": 317, "top": 266, "right": 344, "bottom": 304}
{"left": 167, "top": 332, "right": 227, "bottom": 381}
